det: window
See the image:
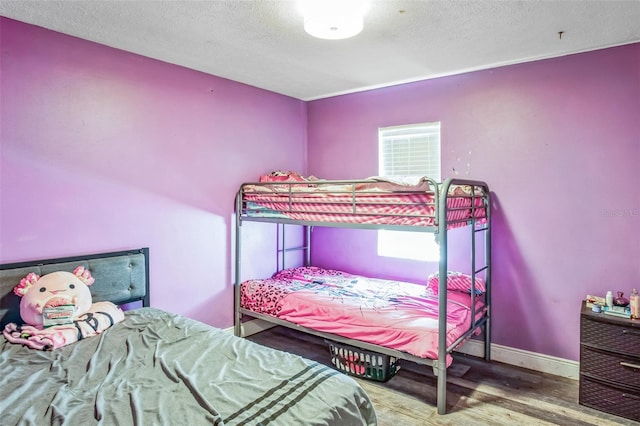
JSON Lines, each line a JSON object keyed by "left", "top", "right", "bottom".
{"left": 377, "top": 122, "right": 441, "bottom": 261}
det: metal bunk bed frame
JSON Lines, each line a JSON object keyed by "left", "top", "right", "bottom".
{"left": 234, "top": 177, "right": 491, "bottom": 415}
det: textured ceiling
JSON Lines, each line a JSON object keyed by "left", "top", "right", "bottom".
{"left": 1, "top": 0, "right": 639, "bottom": 100}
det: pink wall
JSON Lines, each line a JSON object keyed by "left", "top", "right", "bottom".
{"left": 2, "top": 17, "right": 638, "bottom": 362}
{"left": 0, "top": 18, "right": 306, "bottom": 328}
{"left": 307, "top": 43, "right": 640, "bottom": 361}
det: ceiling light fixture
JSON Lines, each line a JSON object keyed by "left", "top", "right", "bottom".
{"left": 299, "top": 0, "right": 368, "bottom": 40}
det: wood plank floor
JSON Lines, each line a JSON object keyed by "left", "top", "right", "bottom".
{"left": 246, "top": 326, "right": 638, "bottom": 426}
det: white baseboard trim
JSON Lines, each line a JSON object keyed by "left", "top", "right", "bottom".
{"left": 455, "top": 339, "right": 579, "bottom": 380}
{"left": 229, "top": 320, "right": 580, "bottom": 380}
{"left": 223, "top": 318, "right": 277, "bottom": 337}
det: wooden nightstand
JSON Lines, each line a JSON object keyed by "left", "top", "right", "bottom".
{"left": 579, "top": 301, "right": 640, "bottom": 422}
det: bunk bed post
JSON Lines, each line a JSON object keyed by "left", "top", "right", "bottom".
{"left": 234, "top": 189, "right": 243, "bottom": 337}
{"left": 277, "top": 224, "right": 312, "bottom": 269}
{"left": 305, "top": 226, "right": 311, "bottom": 267}
{"left": 484, "top": 187, "right": 492, "bottom": 361}
{"left": 436, "top": 179, "right": 449, "bottom": 415}
{"left": 280, "top": 223, "right": 285, "bottom": 271}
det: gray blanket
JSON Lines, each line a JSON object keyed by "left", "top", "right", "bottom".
{"left": 0, "top": 308, "right": 376, "bottom": 425}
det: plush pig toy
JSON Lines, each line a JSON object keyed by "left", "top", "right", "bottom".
{"left": 3, "top": 266, "right": 124, "bottom": 350}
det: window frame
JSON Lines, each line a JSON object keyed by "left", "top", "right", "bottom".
{"left": 377, "top": 121, "right": 441, "bottom": 262}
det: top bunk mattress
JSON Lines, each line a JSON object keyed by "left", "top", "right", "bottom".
{"left": 238, "top": 172, "right": 488, "bottom": 229}
{"left": 240, "top": 267, "right": 486, "bottom": 366}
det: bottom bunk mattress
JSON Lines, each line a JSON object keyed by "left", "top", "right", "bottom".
{"left": 0, "top": 307, "right": 376, "bottom": 426}
{"left": 241, "top": 267, "right": 486, "bottom": 366}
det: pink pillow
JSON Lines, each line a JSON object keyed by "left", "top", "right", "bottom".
{"left": 427, "top": 271, "right": 486, "bottom": 295}
{"left": 259, "top": 171, "right": 306, "bottom": 182}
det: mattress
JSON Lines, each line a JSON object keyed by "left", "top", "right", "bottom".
{"left": 241, "top": 267, "right": 486, "bottom": 367}
{"left": 240, "top": 176, "right": 487, "bottom": 228}
{"left": 0, "top": 308, "right": 376, "bottom": 426}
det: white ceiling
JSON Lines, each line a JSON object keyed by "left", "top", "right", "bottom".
{"left": 1, "top": 0, "right": 639, "bottom": 101}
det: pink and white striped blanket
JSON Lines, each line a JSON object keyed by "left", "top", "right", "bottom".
{"left": 243, "top": 174, "right": 486, "bottom": 227}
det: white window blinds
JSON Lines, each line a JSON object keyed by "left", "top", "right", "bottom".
{"left": 378, "top": 122, "right": 441, "bottom": 180}
{"left": 377, "top": 122, "right": 442, "bottom": 262}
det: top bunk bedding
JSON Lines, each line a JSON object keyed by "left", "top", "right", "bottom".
{"left": 237, "top": 171, "right": 489, "bottom": 229}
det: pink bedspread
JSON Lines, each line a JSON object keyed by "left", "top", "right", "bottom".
{"left": 241, "top": 175, "right": 487, "bottom": 228}
{"left": 241, "top": 267, "right": 485, "bottom": 366}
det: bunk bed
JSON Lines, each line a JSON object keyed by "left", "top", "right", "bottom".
{"left": 234, "top": 172, "right": 492, "bottom": 415}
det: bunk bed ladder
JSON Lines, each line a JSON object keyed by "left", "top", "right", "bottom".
{"left": 436, "top": 178, "right": 491, "bottom": 414}
{"left": 465, "top": 181, "right": 492, "bottom": 363}
{"left": 470, "top": 183, "right": 491, "bottom": 362}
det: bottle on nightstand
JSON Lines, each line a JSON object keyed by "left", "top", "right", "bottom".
{"left": 630, "top": 288, "right": 639, "bottom": 319}
{"left": 605, "top": 291, "right": 613, "bottom": 309}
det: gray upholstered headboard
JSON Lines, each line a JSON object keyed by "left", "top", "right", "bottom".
{"left": 0, "top": 248, "right": 149, "bottom": 327}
